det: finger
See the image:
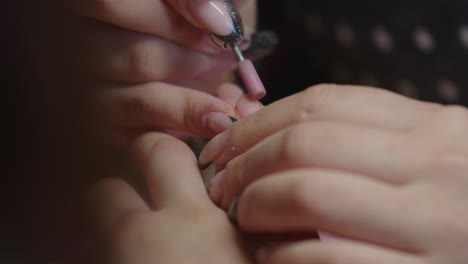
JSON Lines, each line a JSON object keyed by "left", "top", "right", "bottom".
{"left": 165, "top": 0, "right": 252, "bottom": 36}
{"left": 199, "top": 84, "right": 441, "bottom": 166}
{"left": 67, "top": 0, "right": 254, "bottom": 54}
{"left": 72, "top": 20, "right": 236, "bottom": 83}
{"left": 236, "top": 170, "right": 423, "bottom": 252}
{"left": 130, "top": 133, "right": 212, "bottom": 209}
{"left": 94, "top": 82, "right": 236, "bottom": 147}
{"left": 216, "top": 83, "right": 244, "bottom": 108}
{"left": 235, "top": 94, "right": 264, "bottom": 118}
{"left": 258, "top": 240, "right": 422, "bottom": 264}
{"left": 211, "top": 122, "right": 414, "bottom": 207}
{"left": 77, "top": 178, "right": 148, "bottom": 232}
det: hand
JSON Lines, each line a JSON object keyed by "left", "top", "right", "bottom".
{"left": 200, "top": 84, "right": 468, "bottom": 263}
{"left": 68, "top": 132, "right": 255, "bottom": 264}
{"left": 37, "top": 0, "right": 257, "bottom": 147}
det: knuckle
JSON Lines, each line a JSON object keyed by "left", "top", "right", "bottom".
{"left": 295, "top": 84, "right": 338, "bottom": 122}
{"left": 279, "top": 125, "right": 314, "bottom": 164}
{"left": 285, "top": 176, "right": 315, "bottom": 214}
{"left": 127, "top": 40, "right": 156, "bottom": 81}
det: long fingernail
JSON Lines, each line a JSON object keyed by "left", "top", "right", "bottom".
{"left": 208, "top": 169, "right": 226, "bottom": 203}
{"left": 195, "top": 1, "right": 234, "bottom": 36}
{"left": 199, "top": 130, "right": 229, "bottom": 165}
{"left": 227, "top": 196, "right": 240, "bottom": 226}
{"left": 204, "top": 112, "right": 234, "bottom": 134}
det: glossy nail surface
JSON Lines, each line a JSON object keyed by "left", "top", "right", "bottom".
{"left": 195, "top": 1, "right": 234, "bottom": 36}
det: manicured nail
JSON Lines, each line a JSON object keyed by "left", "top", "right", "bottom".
{"left": 199, "top": 131, "right": 229, "bottom": 165}
{"left": 209, "top": 169, "right": 226, "bottom": 203}
{"left": 194, "top": 1, "right": 234, "bottom": 36}
{"left": 204, "top": 112, "right": 233, "bottom": 134}
{"left": 227, "top": 196, "right": 240, "bottom": 225}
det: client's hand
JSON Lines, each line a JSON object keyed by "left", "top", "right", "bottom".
{"left": 201, "top": 84, "right": 468, "bottom": 264}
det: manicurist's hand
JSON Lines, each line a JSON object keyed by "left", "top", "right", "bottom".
{"left": 44, "top": 0, "right": 257, "bottom": 146}
{"left": 71, "top": 132, "right": 255, "bottom": 264}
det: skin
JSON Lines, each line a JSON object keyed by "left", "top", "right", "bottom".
{"left": 201, "top": 84, "right": 468, "bottom": 264}
{"left": 36, "top": 0, "right": 257, "bottom": 147}
{"left": 70, "top": 133, "right": 255, "bottom": 264}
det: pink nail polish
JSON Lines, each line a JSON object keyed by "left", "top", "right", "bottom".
{"left": 209, "top": 169, "right": 226, "bottom": 203}
{"left": 204, "top": 112, "right": 233, "bottom": 134}
{"left": 238, "top": 59, "right": 266, "bottom": 100}
{"left": 199, "top": 131, "right": 229, "bottom": 165}
{"left": 195, "top": 1, "right": 234, "bottom": 36}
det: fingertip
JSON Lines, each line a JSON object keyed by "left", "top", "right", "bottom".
{"left": 216, "top": 83, "right": 244, "bottom": 107}
{"left": 235, "top": 95, "right": 264, "bottom": 117}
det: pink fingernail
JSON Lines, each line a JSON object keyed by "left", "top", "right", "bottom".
{"left": 204, "top": 112, "right": 233, "bottom": 134}
{"left": 194, "top": 1, "right": 234, "bottom": 36}
{"left": 238, "top": 59, "right": 266, "bottom": 100}
{"left": 208, "top": 169, "right": 226, "bottom": 203}
{"left": 236, "top": 95, "right": 263, "bottom": 117}
{"left": 199, "top": 131, "right": 229, "bottom": 165}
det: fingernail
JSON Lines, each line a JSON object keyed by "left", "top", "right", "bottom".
{"left": 199, "top": 131, "right": 229, "bottom": 165}
{"left": 195, "top": 1, "right": 234, "bottom": 36}
{"left": 204, "top": 112, "right": 233, "bottom": 134}
{"left": 208, "top": 169, "right": 226, "bottom": 203}
{"left": 238, "top": 60, "right": 266, "bottom": 100}
{"left": 236, "top": 95, "right": 263, "bottom": 117}
{"left": 227, "top": 196, "right": 240, "bottom": 225}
